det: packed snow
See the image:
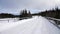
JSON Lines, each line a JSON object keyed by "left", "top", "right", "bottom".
{"left": 0, "top": 16, "right": 60, "bottom": 34}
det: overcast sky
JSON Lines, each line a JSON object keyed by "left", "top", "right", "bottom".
{"left": 0, "top": 0, "right": 60, "bottom": 15}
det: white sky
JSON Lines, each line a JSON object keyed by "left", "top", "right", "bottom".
{"left": 0, "top": 0, "right": 60, "bottom": 15}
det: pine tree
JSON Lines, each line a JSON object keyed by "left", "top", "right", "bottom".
{"left": 28, "top": 11, "right": 32, "bottom": 17}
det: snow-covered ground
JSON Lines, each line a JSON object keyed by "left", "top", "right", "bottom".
{"left": 0, "top": 16, "right": 60, "bottom": 34}
{"left": 0, "top": 18, "right": 19, "bottom": 23}
{"left": 45, "top": 17, "right": 60, "bottom": 29}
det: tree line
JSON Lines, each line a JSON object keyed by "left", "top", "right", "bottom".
{"left": 0, "top": 7, "right": 60, "bottom": 19}
{"left": 0, "top": 9, "right": 32, "bottom": 18}
{"left": 32, "top": 7, "right": 60, "bottom": 19}
{"left": 0, "top": 13, "right": 15, "bottom": 18}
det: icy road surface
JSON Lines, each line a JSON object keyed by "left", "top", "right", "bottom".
{"left": 0, "top": 16, "right": 60, "bottom": 34}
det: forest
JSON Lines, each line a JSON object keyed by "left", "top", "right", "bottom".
{"left": 0, "top": 7, "right": 60, "bottom": 19}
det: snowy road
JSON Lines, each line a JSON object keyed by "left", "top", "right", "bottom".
{"left": 0, "top": 16, "right": 60, "bottom": 34}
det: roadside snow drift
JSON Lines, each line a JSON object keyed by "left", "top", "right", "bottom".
{"left": 0, "top": 16, "right": 60, "bottom": 34}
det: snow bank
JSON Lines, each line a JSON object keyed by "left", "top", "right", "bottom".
{"left": 0, "top": 16, "right": 60, "bottom": 34}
